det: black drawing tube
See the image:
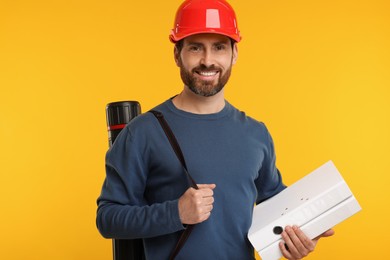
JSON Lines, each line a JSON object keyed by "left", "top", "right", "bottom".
{"left": 105, "top": 101, "right": 145, "bottom": 260}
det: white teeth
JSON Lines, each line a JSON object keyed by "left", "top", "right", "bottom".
{"left": 199, "top": 71, "right": 217, "bottom": 76}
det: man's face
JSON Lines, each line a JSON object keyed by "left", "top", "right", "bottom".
{"left": 175, "top": 33, "right": 238, "bottom": 97}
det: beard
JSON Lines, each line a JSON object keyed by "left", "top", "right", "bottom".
{"left": 178, "top": 59, "right": 233, "bottom": 97}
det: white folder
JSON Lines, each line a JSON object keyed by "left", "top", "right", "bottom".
{"left": 248, "top": 161, "right": 361, "bottom": 260}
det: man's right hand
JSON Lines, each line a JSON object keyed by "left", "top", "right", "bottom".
{"left": 178, "top": 184, "right": 216, "bottom": 225}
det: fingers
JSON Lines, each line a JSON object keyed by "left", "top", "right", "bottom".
{"left": 279, "top": 241, "right": 295, "bottom": 260}
{"left": 201, "top": 196, "right": 214, "bottom": 206}
{"left": 194, "top": 184, "right": 215, "bottom": 212}
{"left": 280, "top": 226, "right": 315, "bottom": 260}
{"left": 280, "top": 226, "right": 335, "bottom": 259}
{"left": 178, "top": 184, "right": 216, "bottom": 225}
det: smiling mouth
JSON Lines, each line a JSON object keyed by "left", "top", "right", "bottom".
{"left": 195, "top": 70, "right": 219, "bottom": 78}
{"left": 198, "top": 70, "right": 218, "bottom": 76}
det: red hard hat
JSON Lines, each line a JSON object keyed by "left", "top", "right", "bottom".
{"left": 169, "top": 0, "right": 241, "bottom": 43}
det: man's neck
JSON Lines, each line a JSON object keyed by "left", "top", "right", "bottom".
{"left": 172, "top": 87, "right": 226, "bottom": 114}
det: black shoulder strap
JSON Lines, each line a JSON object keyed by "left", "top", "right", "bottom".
{"left": 149, "top": 110, "right": 197, "bottom": 260}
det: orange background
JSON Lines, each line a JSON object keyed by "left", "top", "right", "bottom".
{"left": 0, "top": 0, "right": 389, "bottom": 259}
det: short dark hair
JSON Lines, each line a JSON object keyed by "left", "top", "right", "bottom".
{"left": 175, "top": 39, "right": 184, "bottom": 53}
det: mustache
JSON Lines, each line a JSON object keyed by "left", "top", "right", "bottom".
{"left": 192, "top": 64, "right": 221, "bottom": 73}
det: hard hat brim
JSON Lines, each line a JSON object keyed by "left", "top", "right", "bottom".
{"left": 169, "top": 29, "right": 241, "bottom": 43}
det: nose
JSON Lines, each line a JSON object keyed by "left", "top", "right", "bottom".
{"left": 200, "top": 49, "right": 215, "bottom": 68}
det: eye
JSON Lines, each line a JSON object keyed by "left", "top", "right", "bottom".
{"left": 215, "top": 44, "right": 227, "bottom": 51}
{"left": 188, "top": 45, "right": 201, "bottom": 52}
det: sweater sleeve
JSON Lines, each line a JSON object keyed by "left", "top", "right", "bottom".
{"left": 96, "top": 126, "right": 185, "bottom": 239}
{"left": 255, "top": 124, "right": 286, "bottom": 204}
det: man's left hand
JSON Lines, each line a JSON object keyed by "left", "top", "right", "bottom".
{"left": 279, "top": 226, "right": 335, "bottom": 260}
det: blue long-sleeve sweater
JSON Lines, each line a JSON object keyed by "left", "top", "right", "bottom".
{"left": 96, "top": 99, "right": 286, "bottom": 259}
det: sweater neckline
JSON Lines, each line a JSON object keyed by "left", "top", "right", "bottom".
{"left": 165, "top": 97, "right": 232, "bottom": 120}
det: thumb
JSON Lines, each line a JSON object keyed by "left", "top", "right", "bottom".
{"left": 197, "top": 184, "right": 216, "bottom": 190}
{"left": 314, "top": 229, "right": 335, "bottom": 241}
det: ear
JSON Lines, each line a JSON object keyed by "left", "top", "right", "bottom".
{"left": 232, "top": 42, "right": 238, "bottom": 65}
{"left": 174, "top": 46, "right": 180, "bottom": 67}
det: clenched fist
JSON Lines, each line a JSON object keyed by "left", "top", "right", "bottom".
{"left": 178, "top": 184, "right": 216, "bottom": 225}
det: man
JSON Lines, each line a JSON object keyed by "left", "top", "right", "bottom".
{"left": 96, "top": 0, "right": 334, "bottom": 259}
